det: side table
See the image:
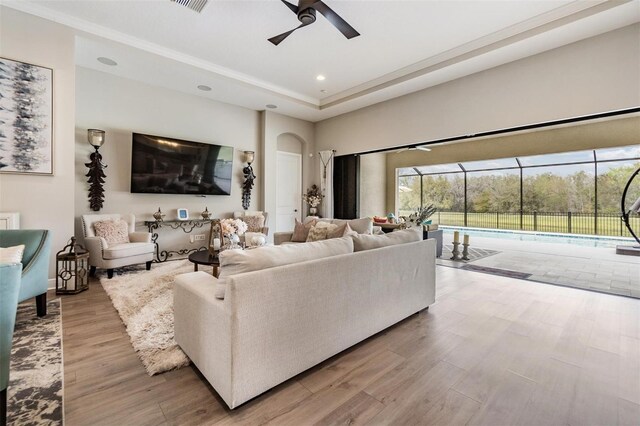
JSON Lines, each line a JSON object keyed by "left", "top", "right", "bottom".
{"left": 188, "top": 250, "right": 220, "bottom": 277}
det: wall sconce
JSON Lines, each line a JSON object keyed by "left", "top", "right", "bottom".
{"left": 85, "top": 129, "right": 107, "bottom": 211}
{"left": 242, "top": 150, "right": 256, "bottom": 210}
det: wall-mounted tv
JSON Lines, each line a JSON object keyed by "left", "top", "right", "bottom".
{"left": 130, "top": 133, "right": 233, "bottom": 195}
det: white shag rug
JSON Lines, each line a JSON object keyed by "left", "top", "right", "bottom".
{"left": 99, "top": 260, "right": 193, "bottom": 375}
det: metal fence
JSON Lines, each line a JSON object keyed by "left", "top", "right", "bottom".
{"left": 421, "top": 211, "right": 640, "bottom": 238}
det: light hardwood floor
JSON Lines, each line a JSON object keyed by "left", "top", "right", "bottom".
{"left": 60, "top": 266, "right": 640, "bottom": 425}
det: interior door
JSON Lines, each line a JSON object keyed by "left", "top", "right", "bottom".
{"left": 276, "top": 151, "right": 302, "bottom": 232}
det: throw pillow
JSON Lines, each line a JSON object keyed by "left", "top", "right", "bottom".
{"left": 327, "top": 223, "right": 347, "bottom": 239}
{"left": 94, "top": 219, "right": 130, "bottom": 246}
{"left": 331, "top": 217, "right": 374, "bottom": 235}
{"left": 291, "top": 218, "right": 317, "bottom": 242}
{"left": 306, "top": 221, "right": 337, "bottom": 242}
{"left": 351, "top": 227, "right": 422, "bottom": 252}
{"left": 215, "top": 237, "right": 354, "bottom": 298}
{"left": 0, "top": 244, "right": 25, "bottom": 264}
{"left": 242, "top": 215, "right": 265, "bottom": 233}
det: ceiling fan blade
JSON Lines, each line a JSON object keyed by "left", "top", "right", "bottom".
{"left": 280, "top": 0, "right": 299, "bottom": 14}
{"left": 395, "top": 148, "right": 408, "bottom": 153}
{"left": 268, "top": 22, "right": 308, "bottom": 46}
{"left": 416, "top": 146, "right": 432, "bottom": 152}
{"left": 312, "top": 0, "right": 360, "bottom": 39}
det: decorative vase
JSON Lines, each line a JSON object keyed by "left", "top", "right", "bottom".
{"left": 309, "top": 207, "right": 318, "bottom": 216}
{"left": 221, "top": 233, "right": 242, "bottom": 251}
{"left": 153, "top": 207, "right": 165, "bottom": 222}
{"left": 201, "top": 207, "right": 211, "bottom": 220}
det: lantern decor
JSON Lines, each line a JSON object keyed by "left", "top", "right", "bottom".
{"left": 56, "top": 237, "right": 90, "bottom": 295}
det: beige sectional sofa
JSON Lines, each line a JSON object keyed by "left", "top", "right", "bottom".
{"left": 173, "top": 228, "right": 436, "bottom": 409}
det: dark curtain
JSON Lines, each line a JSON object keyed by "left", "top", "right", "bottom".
{"left": 333, "top": 155, "right": 360, "bottom": 219}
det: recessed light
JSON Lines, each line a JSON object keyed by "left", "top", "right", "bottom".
{"left": 97, "top": 57, "right": 117, "bottom": 66}
{"left": 316, "top": 75, "right": 326, "bottom": 81}
{"left": 266, "top": 104, "right": 277, "bottom": 109}
{"left": 197, "top": 85, "right": 212, "bottom": 91}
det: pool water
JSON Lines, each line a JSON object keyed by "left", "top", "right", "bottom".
{"left": 440, "top": 226, "right": 635, "bottom": 248}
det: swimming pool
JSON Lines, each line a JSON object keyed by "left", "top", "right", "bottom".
{"left": 440, "top": 226, "right": 635, "bottom": 248}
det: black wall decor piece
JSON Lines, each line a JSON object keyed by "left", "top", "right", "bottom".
{"left": 333, "top": 154, "right": 359, "bottom": 219}
{"left": 86, "top": 129, "right": 106, "bottom": 211}
{"left": 242, "top": 151, "right": 255, "bottom": 210}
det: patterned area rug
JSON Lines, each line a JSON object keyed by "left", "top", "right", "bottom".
{"left": 8, "top": 299, "right": 63, "bottom": 426}
{"left": 100, "top": 260, "right": 193, "bottom": 375}
{"left": 437, "top": 244, "right": 500, "bottom": 267}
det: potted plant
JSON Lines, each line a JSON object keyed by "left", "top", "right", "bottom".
{"left": 303, "top": 185, "right": 323, "bottom": 216}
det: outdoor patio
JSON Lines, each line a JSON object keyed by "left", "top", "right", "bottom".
{"left": 437, "top": 234, "right": 640, "bottom": 298}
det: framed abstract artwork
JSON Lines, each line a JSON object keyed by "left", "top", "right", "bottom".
{"left": 0, "top": 57, "right": 53, "bottom": 175}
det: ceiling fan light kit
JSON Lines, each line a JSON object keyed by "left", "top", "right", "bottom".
{"left": 269, "top": 0, "right": 360, "bottom": 46}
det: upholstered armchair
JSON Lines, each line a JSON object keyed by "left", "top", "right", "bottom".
{"left": 0, "top": 262, "right": 21, "bottom": 425}
{"left": 233, "top": 211, "right": 269, "bottom": 246}
{"left": 0, "top": 230, "right": 51, "bottom": 317}
{"left": 81, "top": 214, "right": 154, "bottom": 279}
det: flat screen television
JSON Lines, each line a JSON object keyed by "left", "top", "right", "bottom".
{"left": 130, "top": 133, "right": 233, "bottom": 195}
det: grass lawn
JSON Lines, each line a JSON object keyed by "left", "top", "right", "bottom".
{"left": 398, "top": 211, "right": 639, "bottom": 238}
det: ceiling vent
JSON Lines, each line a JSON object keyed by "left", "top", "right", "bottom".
{"left": 171, "top": 0, "right": 208, "bottom": 13}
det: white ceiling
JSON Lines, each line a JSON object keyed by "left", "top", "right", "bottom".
{"left": 4, "top": 0, "right": 640, "bottom": 121}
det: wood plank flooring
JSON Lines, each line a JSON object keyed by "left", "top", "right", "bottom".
{"left": 59, "top": 266, "right": 640, "bottom": 425}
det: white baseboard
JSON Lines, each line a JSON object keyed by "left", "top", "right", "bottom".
{"left": 48, "top": 278, "right": 55, "bottom": 291}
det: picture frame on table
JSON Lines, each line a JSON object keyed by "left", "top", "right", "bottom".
{"left": 177, "top": 208, "right": 189, "bottom": 221}
{"left": 0, "top": 57, "right": 54, "bottom": 175}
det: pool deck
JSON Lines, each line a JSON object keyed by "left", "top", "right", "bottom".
{"left": 443, "top": 234, "right": 640, "bottom": 298}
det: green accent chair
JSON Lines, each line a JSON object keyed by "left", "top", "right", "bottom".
{"left": 0, "top": 263, "right": 22, "bottom": 426}
{"left": 0, "top": 230, "right": 51, "bottom": 317}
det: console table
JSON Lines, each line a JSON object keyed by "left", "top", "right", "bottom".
{"left": 144, "top": 219, "right": 211, "bottom": 262}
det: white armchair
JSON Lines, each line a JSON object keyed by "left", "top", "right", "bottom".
{"left": 233, "top": 211, "right": 269, "bottom": 246}
{"left": 81, "top": 213, "right": 154, "bottom": 279}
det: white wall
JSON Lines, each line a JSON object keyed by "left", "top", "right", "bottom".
{"left": 359, "top": 153, "right": 387, "bottom": 218}
{"left": 75, "top": 67, "right": 261, "bottom": 251}
{"left": 316, "top": 24, "right": 640, "bottom": 155}
{"left": 0, "top": 7, "right": 76, "bottom": 279}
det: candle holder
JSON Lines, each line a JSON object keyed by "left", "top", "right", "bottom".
{"left": 462, "top": 242, "right": 470, "bottom": 261}
{"left": 450, "top": 241, "right": 461, "bottom": 260}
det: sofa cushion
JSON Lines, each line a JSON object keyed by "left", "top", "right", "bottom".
{"left": 351, "top": 227, "right": 422, "bottom": 252}
{"left": 94, "top": 219, "right": 130, "bottom": 246}
{"left": 0, "top": 244, "right": 25, "bottom": 264}
{"left": 103, "top": 242, "right": 154, "bottom": 259}
{"left": 215, "top": 237, "right": 354, "bottom": 299}
{"left": 291, "top": 218, "right": 316, "bottom": 242}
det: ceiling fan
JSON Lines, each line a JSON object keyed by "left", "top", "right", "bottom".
{"left": 269, "top": 0, "right": 360, "bottom": 46}
{"left": 395, "top": 146, "right": 432, "bottom": 154}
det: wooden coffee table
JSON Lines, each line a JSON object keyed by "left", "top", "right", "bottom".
{"left": 188, "top": 250, "right": 220, "bottom": 277}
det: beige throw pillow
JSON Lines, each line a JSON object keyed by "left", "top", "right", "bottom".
{"left": 331, "top": 217, "right": 373, "bottom": 235}
{"left": 94, "top": 219, "right": 130, "bottom": 245}
{"left": 215, "top": 237, "right": 354, "bottom": 298}
{"left": 306, "top": 221, "right": 339, "bottom": 242}
{"left": 242, "top": 215, "right": 265, "bottom": 233}
{"left": 291, "top": 218, "right": 317, "bottom": 242}
{"left": 0, "top": 244, "right": 25, "bottom": 264}
{"left": 351, "top": 227, "right": 422, "bottom": 252}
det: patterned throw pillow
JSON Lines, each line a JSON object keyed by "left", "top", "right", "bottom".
{"left": 94, "top": 219, "right": 130, "bottom": 246}
{"left": 0, "top": 244, "right": 25, "bottom": 264}
{"left": 242, "top": 215, "right": 265, "bottom": 233}
{"left": 291, "top": 219, "right": 316, "bottom": 242}
{"left": 306, "top": 222, "right": 339, "bottom": 242}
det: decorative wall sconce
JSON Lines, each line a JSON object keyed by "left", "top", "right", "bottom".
{"left": 85, "top": 129, "right": 107, "bottom": 211}
{"left": 242, "top": 150, "right": 256, "bottom": 210}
